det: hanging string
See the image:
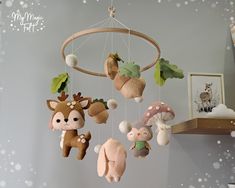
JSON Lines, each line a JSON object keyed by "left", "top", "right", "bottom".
{"left": 97, "top": 22, "right": 111, "bottom": 143}
{"left": 74, "top": 17, "right": 110, "bottom": 52}
{"left": 128, "top": 29, "right": 131, "bottom": 62}
{"left": 110, "top": 13, "right": 132, "bottom": 123}
{"left": 69, "top": 34, "right": 76, "bottom": 97}
{"left": 110, "top": 17, "right": 115, "bottom": 138}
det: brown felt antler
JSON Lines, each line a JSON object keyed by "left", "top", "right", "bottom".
{"left": 73, "top": 92, "right": 84, "bottom": 101}
{"left": 57, "top": 91, "right": 69, "bottom": 101}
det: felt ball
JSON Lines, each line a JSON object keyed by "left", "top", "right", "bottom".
{"left": 119, "top": 121, "right": 132, "bottom": 134}
{"left": 94, "top": 144, "right": 102, "bottom": 153}
{"left": 231, "top": 131, "right": 235, "bottom": 138}
{"left": 107, "top": 99, "right": 118, "bottom": 109}
{"left": 65, "top": 54, "right": 78, "bottom": 67}
{"left": 134, "top": 96, "right": 143, "bottom": 103}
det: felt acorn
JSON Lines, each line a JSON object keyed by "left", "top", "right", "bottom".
{"left": 88, "top": 99, "right": 109, "bottom": 124}
{"left": 114, "top": 74, "right": 146, "bottom": 101}
{"left": 104, "top": 53, "right": 146, "bottom": 102}
{"left": 104, "top": 53, "right": 122, "bottom": 80}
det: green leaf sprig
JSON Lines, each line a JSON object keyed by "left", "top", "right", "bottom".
{"left": 119, "top": 62, "right": 141, "bottom": 78}
{"left": 154, "top": 58, "right": 184, "bottom": 86}
{"left": 51, "top": 73, "right": 69, "bottom": 94}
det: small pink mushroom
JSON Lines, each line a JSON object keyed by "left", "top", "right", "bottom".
{"left": 143, "top": 101, "right": 175, "bottom": 126}
{"left": 143, "top": 101, "right": 175, "bottom": 146}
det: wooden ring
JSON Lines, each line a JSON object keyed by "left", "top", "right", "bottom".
{"left": 61, "top": 27, "right": 161, "bottom": 77}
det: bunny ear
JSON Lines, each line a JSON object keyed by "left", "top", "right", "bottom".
{"left": 97, "top": 146, "right": 108, "bottom": 177}
{"left": 114, "top": 146, "right": 126, "bottom": 176}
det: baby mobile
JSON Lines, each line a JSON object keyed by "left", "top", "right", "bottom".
{"left": 46, "top": 2, "right": 184, "bottom": 183}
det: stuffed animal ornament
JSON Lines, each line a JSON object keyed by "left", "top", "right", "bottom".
{"left": 48, "top": 10, "right": 184, "bottom": 181}
{"left": 47, "top": 92, "right": 92, "bottom": 160}
{"left": 120, "top": 120, "right": 153, "bottom": 158}
{"left": 96, "top": 138, "right": 127, "bottom": 183}
{"left": 88, "top": 99, "right": 118, "bottom": 124}
{"left": 143, "top": 101, "right": 175, "bottom": 146}
{"left": 104, "top": 53, "right": 146, "bottom": 102}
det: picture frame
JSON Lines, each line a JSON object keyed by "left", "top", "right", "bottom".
{"left": 231, "top": 24, "right": 235, "bottom": 47}
{"left": 188, "top": 72, "right": 225, "bottom": 118}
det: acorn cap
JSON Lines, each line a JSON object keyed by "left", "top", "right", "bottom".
{"left": 88, "top": 102, "right": 106, "bottom": 117}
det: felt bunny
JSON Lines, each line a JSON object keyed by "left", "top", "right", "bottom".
{"left": 97, "top": 138, "right": 127, "bottom": 183}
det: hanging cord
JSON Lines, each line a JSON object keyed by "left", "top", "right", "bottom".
{"left": 108, "top": 7, "right": 132, "bottom": 122}
{"left": 97, "top": 24, "right": 111, "bottom": 143}
{"left": 74, "top": 17, "right": 110, "bottom": 52}
{"left": 69, "top": 34, "right": 76, "bottom": 97}
{"left": 110, "top": 17, "right": 115, "bottom": 138}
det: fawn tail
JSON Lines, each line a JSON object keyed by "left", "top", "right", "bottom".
{"left": 85, "top": 131, "right": 91, "bottom": 141}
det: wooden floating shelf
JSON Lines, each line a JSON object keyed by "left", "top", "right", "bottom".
{"left": 171, "top": 118, "right": 235, "bottom": 135}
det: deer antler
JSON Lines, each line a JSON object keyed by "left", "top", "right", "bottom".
{"left": 57, "top": 91, "right": 69, "bottom": 101}
{"left": 73, "top": 92, "right": 83, "bottom": 101}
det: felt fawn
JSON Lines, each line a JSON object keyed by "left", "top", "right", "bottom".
{"left": 47, "top": 92, "right": 92, "bottom": 160}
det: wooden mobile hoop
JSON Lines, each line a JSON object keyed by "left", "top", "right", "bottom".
{"left": 61, "top": 9, "right": 161, "bottom": 77}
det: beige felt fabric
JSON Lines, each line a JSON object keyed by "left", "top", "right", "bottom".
{"left": 119, "top": 77, "right": 146, "bottom": 99}
{"left": 88, "top": 102, "right": 109, "bottom": 124}
{"left": 62, "top": 130, "right": 91, "bottom": 160}
{"left": 97, "top": 138, "right": 127, "bottom": 183}
{"left": 104, "top": 56, "right": 119, "bottom": 80}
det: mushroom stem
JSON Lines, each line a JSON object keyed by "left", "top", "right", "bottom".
{"left": 155, "top": 119, "right": 170, "bottom": 146}
{"left": 155, "top": 119, "right": 171, "bottom": 130}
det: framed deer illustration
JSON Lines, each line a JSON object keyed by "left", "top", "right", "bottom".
{"left": 188, "top": 73, "right": 225, "bottom": 118}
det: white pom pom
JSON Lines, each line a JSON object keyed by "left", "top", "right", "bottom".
{"left": 94, "top": 144, "right": 102, "bottom": 154}
{"left": 231, "top": 131, "right": 235, "bottom": 138}
{"left": 119, "top": 121, "right": 132, "bottom": 134}
{"left": 107, "top": 99, "right": 118, "bottom": 109}
{"left": 134, "top": 96, "right": 143, "bottom": 103}
{"left": 65, "top": 54, "right": 78, "bottom": 67}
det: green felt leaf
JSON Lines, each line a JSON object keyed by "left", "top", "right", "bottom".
{"left": 154, "top": 58, "right": 184, "bottom": 86}
{"left": 154, "top": 62, "right": 165, "bottom": 86}
{"left": 51, "top": 73, "right": 69, "bottom": 94}
{"left": 119, "top": 62, "right": 140, "bottom": 78}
